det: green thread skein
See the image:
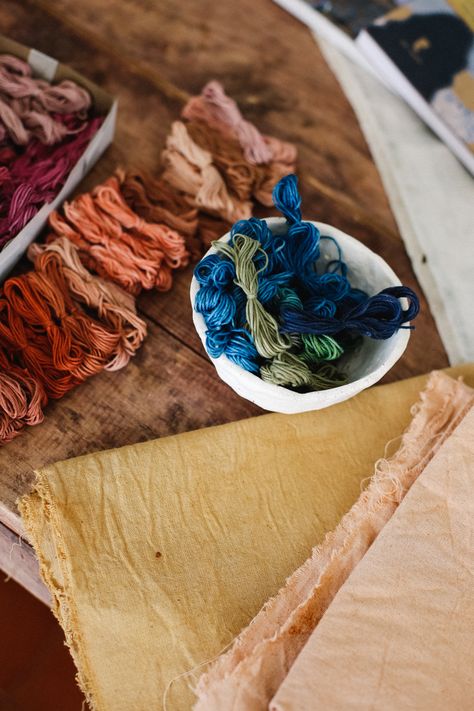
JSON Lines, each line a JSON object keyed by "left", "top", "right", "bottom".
{"left": 260, "top": 352, "right": 347, "bottom": 390}
{"left": 215, "top": 234, "right": 292, "bottom": 359}
{"left": 278, "top": 288, "right": 344, "bottom": 363}
{"left": 277, "top": 287, "right": 302, "bottom": 311}
{"left": 301, "top": 333, "right": 344, "bottom": 362}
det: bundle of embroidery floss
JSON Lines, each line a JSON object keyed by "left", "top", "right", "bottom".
{"left": 160, "top": 80, "right": 297, "bottom": 249}
{"left": 28, "top": 237, "right": 148, "bottom": 371}
{"left": 0, "top": 53, "right": 103, "bottom": 245}
{"left": 0, "top": 229, "right": 148, "bottom": 444}
{"left": 120, "top": 169, "right": 201, "bottom": 259}
{"left": 0, "top": 346, "right": 46, "bottom": 443}
{"left": 47, "top": 171, "right": 190, "bottom": 295}
{"left": 194, "top": 174, "right": 419, "bottom": 392}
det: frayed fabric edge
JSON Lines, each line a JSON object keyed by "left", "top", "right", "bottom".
{"left": 194, "top": 371, "right": 474, "bottom": 710}
{"left": 18, "top": 475, "right": 101, "bottom": 711}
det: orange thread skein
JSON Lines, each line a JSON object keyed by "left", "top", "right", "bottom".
{"left": 3, "top": 269, "right": 120, "bottom": 383}
{"left": 29, "top": 237, "right": 147, "bottom": 370}
{"left": 47, "top": 176, "right": 189, "bottom": 294}
{"left": 53, "top": 210, "right": 151, "bottom": 294}
{"left": 0, "top": 297, "right": 78, "bottom": 399}
{"left": 93, "top": 175, "right": 189, "bottom": 269}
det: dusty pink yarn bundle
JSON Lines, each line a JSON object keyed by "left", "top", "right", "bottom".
{"left": 182, "top": 80, "right": 297, "bottom": 166}
{"left": 0, "top": 53, "right": 102, "bottom": 247}
{"left": 160, "top": 80, "right": 298, "bottom": 231}
{"left": 0, "top": 53, "right": 90, "bottom": 145}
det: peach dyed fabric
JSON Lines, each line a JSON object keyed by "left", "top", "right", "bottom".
{"left": 272, "top": 404, "right": 474, "bottom": 711}
{"left": 194, "top": 371, "right": 474, "bottom": 711}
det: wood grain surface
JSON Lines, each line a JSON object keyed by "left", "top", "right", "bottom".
{"left": 0, "top": 0, "right": 448, "bottom": 600}
{"left": 0, "top": 522, "right": 50, "bottom": 605}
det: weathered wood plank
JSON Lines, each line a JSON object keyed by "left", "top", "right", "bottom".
{"left": 0, "top": 521, "right": 49, "bottom": 605}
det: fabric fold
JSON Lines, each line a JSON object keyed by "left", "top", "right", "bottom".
{"left": 194, "top": 371, "right": 474, "bottom": 710}
{"left": 19, "top": 365, "right": 474, "bottom": 711}
{"left": 271, "top": 405, "right": 474, "bottom": 711}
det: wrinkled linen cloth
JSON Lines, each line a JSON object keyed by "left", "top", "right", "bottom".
{"left": 19, "top": 365, "right": 474, "bottom": 711}
{"left": 194, "top": 370, "right": 474, "bottom": 710}
{"left": 272, "top": 404, "right": 474, "bottom": 711}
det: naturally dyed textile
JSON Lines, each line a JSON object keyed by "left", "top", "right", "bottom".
{"left": 272, "top": 405, "right": 474, "bottom": 710}
{"left": 195, "top": 370, "right": 474, "bottom": 710}
{"left": 20, "top": 365, "right": 474, "bottom": 711}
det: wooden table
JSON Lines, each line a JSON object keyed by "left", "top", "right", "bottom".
{"left": 0, "top": 0, "right": 448, "bottom": 605}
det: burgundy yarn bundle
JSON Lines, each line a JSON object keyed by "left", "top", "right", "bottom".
{"left": 0, "top": 54, "right": 102, "bottom": 247}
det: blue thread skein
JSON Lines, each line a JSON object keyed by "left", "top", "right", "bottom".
{"left": 193, "top": 173, "right": 420, "bottom": 381}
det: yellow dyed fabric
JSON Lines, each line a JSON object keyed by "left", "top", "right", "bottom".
{"left": 19, "top": 364, "right": 474, "bottom": 711}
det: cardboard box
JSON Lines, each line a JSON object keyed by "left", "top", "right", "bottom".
{"left": 0, "top": 35, "right": 117, "bottom": 281}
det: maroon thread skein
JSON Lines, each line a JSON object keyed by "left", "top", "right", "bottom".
{"left": 0, "top": 117, "right": 103, "bottom": 245}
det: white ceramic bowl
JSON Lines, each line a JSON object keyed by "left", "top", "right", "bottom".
{"left": 190, "top": 217, "right": 410, "bottom": 414}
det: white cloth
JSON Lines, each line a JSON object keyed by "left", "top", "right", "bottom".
{"left": 317, "top": 35, "right": 474, "bottom": 365}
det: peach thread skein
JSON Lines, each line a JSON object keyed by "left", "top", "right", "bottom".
{"left": 162, "top": 121, "right": 252, "bottom": 222}
{"left": 0, "top": 347, "right": 46, "bottom": 444}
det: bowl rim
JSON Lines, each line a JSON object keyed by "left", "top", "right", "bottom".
{"left": 190, "top": 217, "right": 410, "bottom": 406}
